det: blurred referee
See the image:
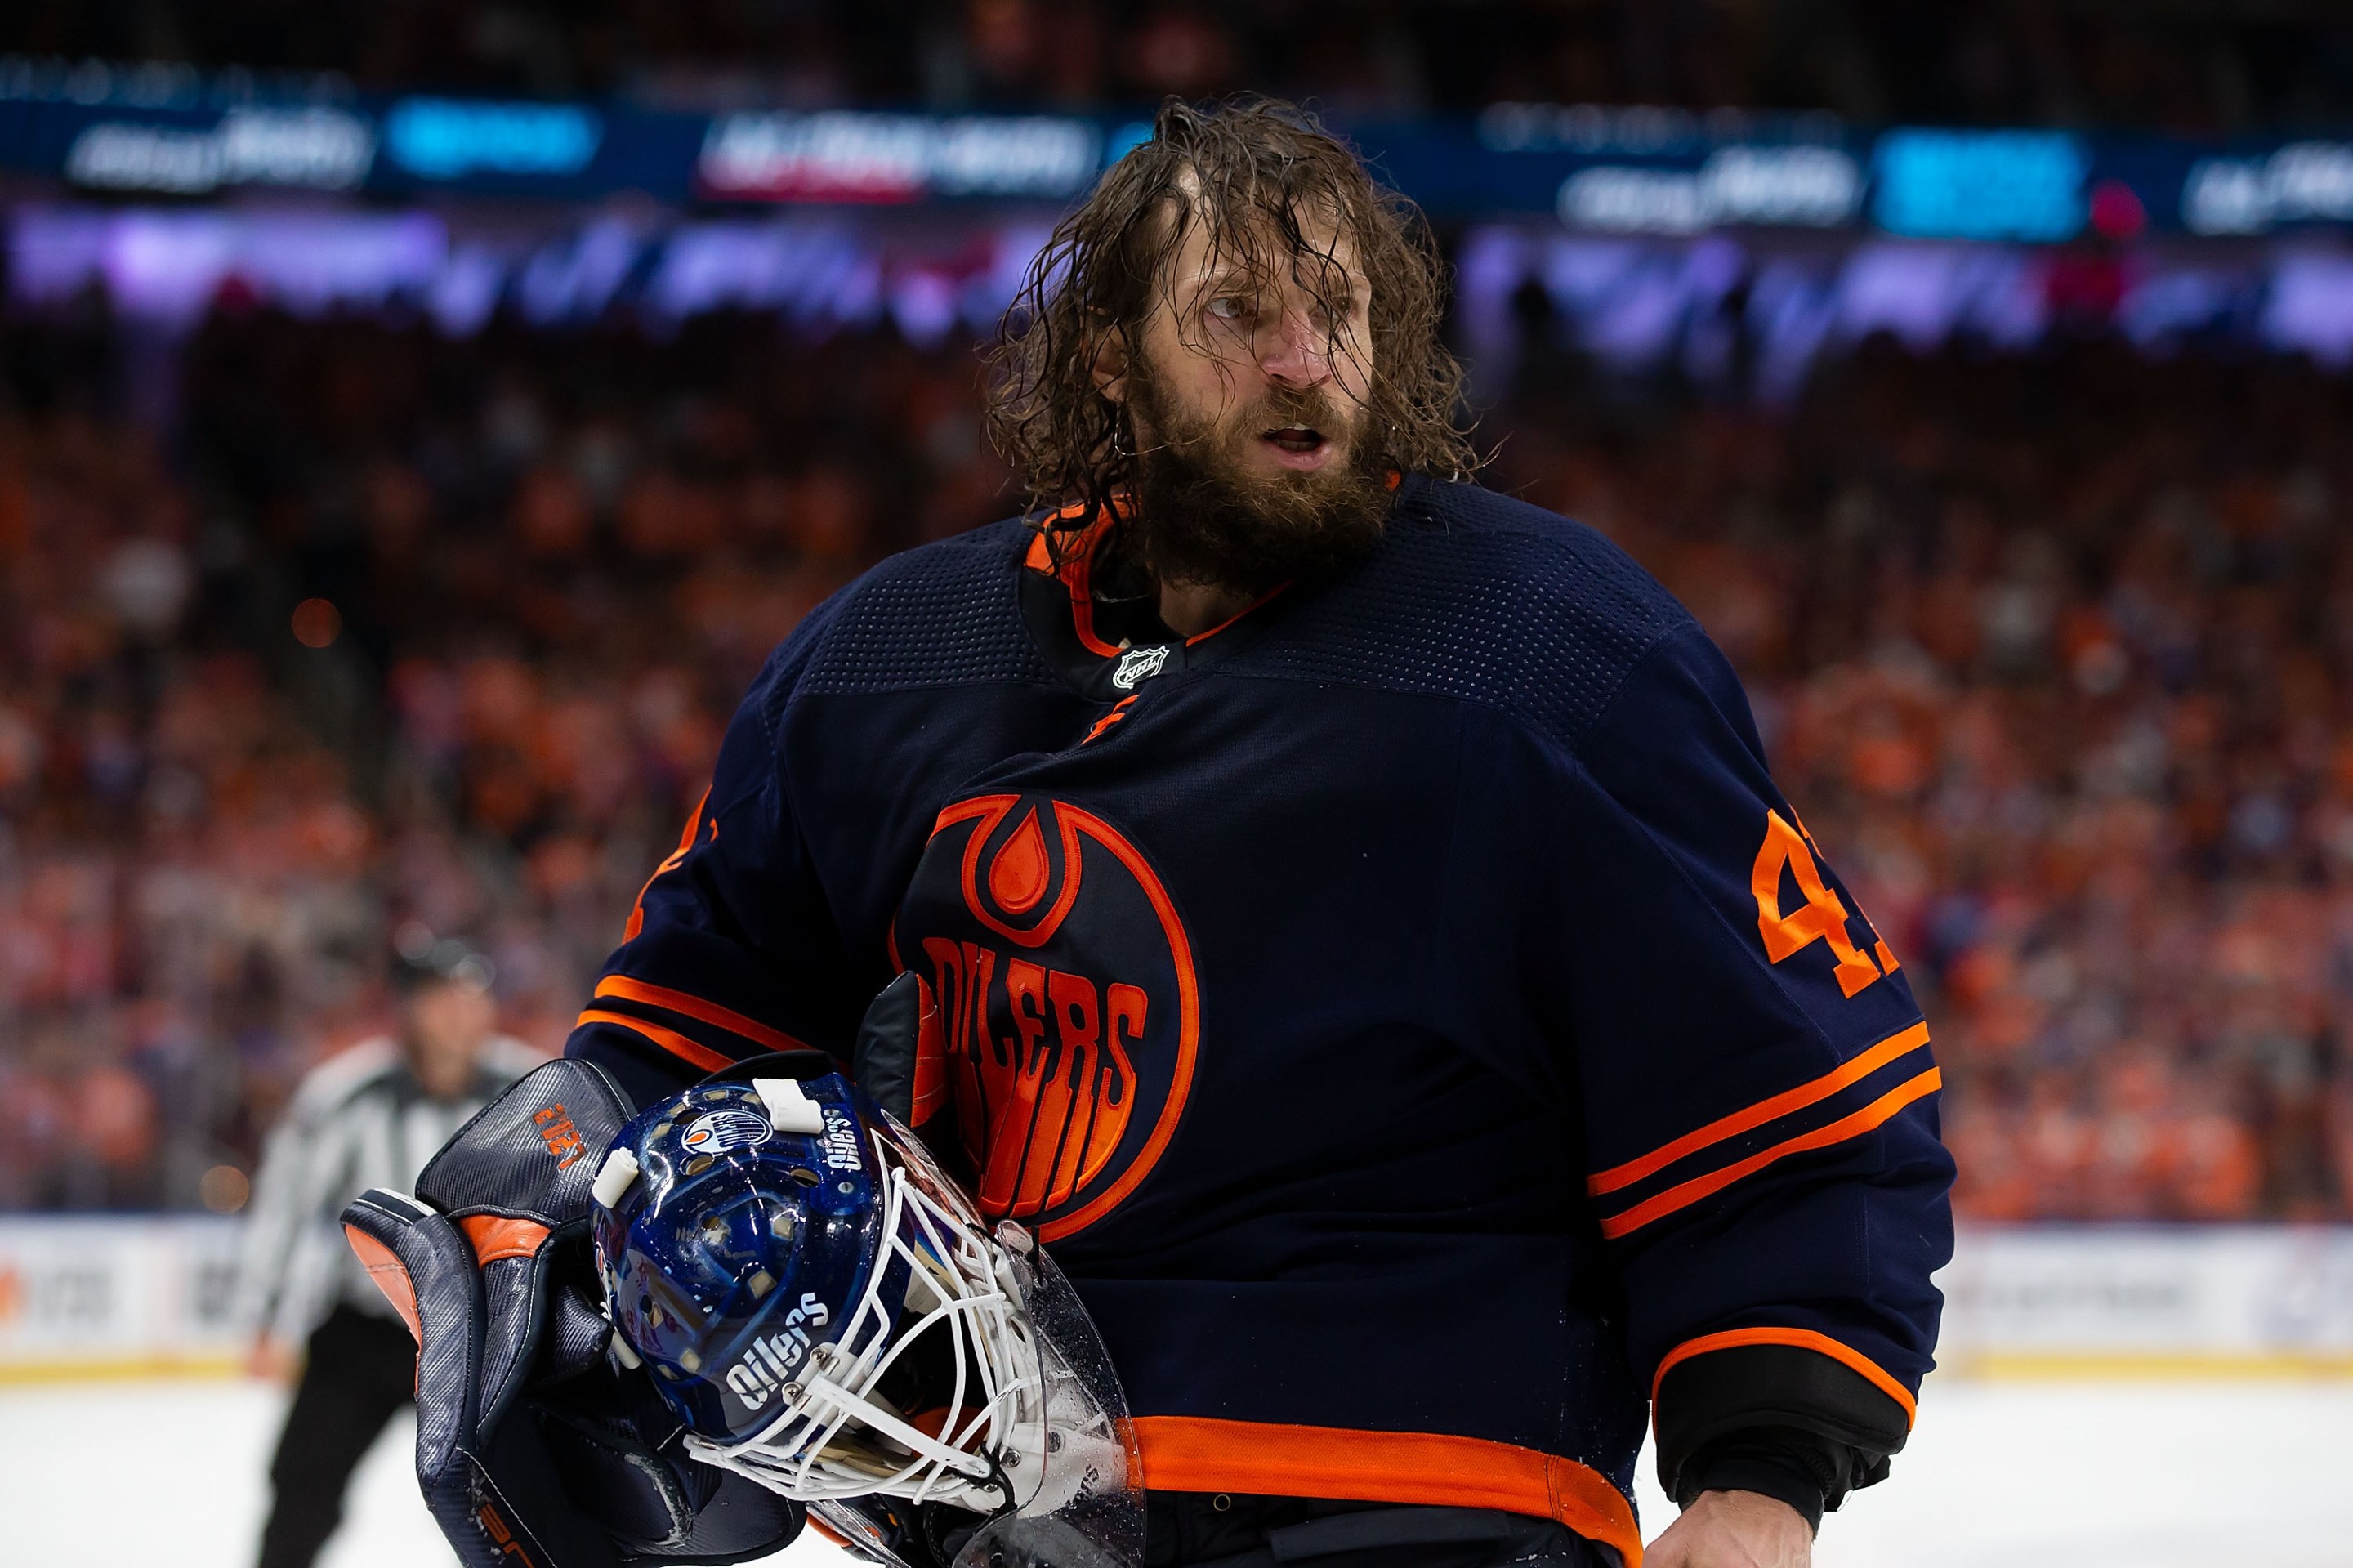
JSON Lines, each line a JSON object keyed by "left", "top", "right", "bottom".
{"left": 231, "top": 931, "right": 543, "bottom": 1568}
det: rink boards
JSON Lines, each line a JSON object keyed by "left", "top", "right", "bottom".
{"left": 2, "top": 1217, "right": 2352, "bottom": 1380}
{"left": 1938, "top": 1223, "right": 2353, "bottom": 1377}
{"left": 0, "top": 1214, "right": 242, "bottom": 1379}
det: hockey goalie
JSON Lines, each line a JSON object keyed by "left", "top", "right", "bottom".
{"left": 344, "top": 94, "right": 1951, "bottom": 1568}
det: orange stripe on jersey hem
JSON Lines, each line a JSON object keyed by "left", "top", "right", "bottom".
{"left": 1587, "top": 1022, "right": 1931, "bottom": 1196}
{"left": 1130, "top": 1416, "right": 1642, "bottom": 1568}
{"left": 1596, "top": 1066, "right": 1942, "bottom": 1240}
{"left": 1653, "top": 1328, "right": 1918, "bottom": 1427}
{"left": 592, "top": 976, "right": 811, "bottom": 1057}
{"left": 574, "top": 1007, "right": 733, "bottom": 1074}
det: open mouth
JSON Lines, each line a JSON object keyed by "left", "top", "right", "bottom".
{"left": 1261, "top": 424, "right": 1326, "bottom": 455}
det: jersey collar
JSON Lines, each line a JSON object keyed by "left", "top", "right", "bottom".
{"left": 1016, "top": 504, "right": 1290, "bottom": 702}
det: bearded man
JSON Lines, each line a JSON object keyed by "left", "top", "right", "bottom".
{"left": 409, "top": 99, "right": 1953, "bottom": 1568}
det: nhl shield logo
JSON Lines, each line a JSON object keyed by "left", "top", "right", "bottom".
{"left": 1110, "top": 644, "right": 1171, "bottom": 690}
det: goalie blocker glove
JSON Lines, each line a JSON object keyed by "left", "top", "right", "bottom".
{"left": 340, "top": 1058, "right": 802, "bottom": 1568}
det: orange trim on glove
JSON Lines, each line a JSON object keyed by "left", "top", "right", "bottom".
{"left": 342, "top": 1224, "right": 423, "bottom": 1345}
{"left": 458, "top": 1214, "right": 552, "bottom": 1265}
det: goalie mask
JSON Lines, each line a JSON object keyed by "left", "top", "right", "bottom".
{"left": 590, "top": 1061, "right": 1139, "bottom": 1566}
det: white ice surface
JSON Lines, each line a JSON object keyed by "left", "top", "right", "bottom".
{"left": 4, "top": 1376, "right": 2351, "bottom": 1566}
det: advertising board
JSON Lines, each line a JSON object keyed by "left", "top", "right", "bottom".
{"left": 11, "top": 54, "right": 2353, "bottom": 238}
{"left": 1937, "top": 1226, "right": 2353, "bottom": 1376}
{"left": 5, "top": 1217, "right": 2349, "bottom": 1380}
{"left": 0, "top": 1216, "right": 243, "bottom": 1380}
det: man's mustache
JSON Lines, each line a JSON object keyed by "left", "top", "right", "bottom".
{"left": 1172, "top": 389, "right": 1355, "bottom": 444}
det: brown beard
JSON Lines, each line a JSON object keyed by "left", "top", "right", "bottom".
{"left": 1123, "top": 364, "right": 1394, "bottom": 599}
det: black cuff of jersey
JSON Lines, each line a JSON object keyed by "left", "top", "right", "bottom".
{"left": 1654, "top": 1343, "right": 1909, "bottom": 1515}
{"left": 1681, "top": 1430, "right": 1832, "bottom": 1532}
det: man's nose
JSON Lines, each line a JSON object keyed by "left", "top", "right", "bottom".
{"left": 1257, "top": 308, "right": 1331, "bottom": 390}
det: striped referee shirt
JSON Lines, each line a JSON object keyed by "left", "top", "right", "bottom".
{"left": 232, "top": 1034, "right": 545, "bottom": 1346}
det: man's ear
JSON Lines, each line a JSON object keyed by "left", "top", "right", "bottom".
{"left": 1091, "top": 326, "right": 1129, "bottom": 405}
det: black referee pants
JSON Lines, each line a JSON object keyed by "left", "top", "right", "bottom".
{"left": 256, "top": 1305, "right": 418, "bottom": 1568}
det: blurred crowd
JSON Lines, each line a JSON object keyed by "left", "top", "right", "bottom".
{"left": 7, "top": 0, "right": 2353, "bottom": 132}
{"left": 7, "top": 284, "right": 2353, "bottom": 1222}
{"left": 0, "top": 300, "right": 1011, "bottom": 1208}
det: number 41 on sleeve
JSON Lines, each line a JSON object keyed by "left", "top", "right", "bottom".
{"left": 1751, "top": 808, "right": 1899, "bottom": 998}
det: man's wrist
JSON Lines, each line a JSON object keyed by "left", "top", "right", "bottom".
{"left": 1651, "top": 1487, "right": 1816, "bottom": 1568}
{"left": 1682, "top": 1430, "right": 1831, "bottom": 1533}
{"left": 1688, "top": 1464, "right": 1823, "bottom": 1534}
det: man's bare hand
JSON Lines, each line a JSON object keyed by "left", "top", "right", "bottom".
{"left": 1645, "top": 1490, "right": 1814, "bottom": 1568}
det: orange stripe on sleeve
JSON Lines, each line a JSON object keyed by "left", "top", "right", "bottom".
{"left": 1130, "top": 1417, "right": 1642, "bottom": 1568}
{"left": 1597, "top": 1066, "right": 1942, "bottom": 1239}
{"left": 574, "top": 1007, "right": 733, "bottom": 1074}
{"left": 592, "top": 976, "right": 811, "bottom": 1057}
{"left": 1652, "top": 1327, "right": 1918, "bottom": 1427}
{"left": 1588, "top": 1022, "right": 1931, "bottom": 1196}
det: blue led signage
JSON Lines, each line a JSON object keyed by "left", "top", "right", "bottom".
{"left": 384, "top": 98, "right": 601, "bottom": 181}
{"left": 1873, "top": 130, "right": 2088, "bottom": 243}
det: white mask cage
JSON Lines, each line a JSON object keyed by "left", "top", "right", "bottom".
{"left": 684, "top": 1122, "right": 1051, "bottom": 1515}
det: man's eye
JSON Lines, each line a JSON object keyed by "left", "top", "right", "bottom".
{"left": 1206, "top": 296, "right": 1251, "bottom": 322}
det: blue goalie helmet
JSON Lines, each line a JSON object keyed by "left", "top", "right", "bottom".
{"left": 589, "top": 1065, "right": 1136, "bottom": 1536}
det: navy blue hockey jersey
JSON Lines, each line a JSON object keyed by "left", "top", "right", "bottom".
{"left": 566, "top": 476, "right": 1955, "bottom": 1564}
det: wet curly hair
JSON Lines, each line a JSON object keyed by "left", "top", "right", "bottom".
{"left": 982, "top": 96, "right": 1476, "bottom": 553}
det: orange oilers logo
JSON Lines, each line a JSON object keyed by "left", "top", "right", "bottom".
{"left": 893, "top": 793, "right": 1199, "bottom": 1244}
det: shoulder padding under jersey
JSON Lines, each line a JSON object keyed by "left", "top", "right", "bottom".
{"left": 788, "top": 518, "right": 1058, "bottom": 705}
{"left": 1221, "top": 476, "right": 1699, "bottom": 756}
